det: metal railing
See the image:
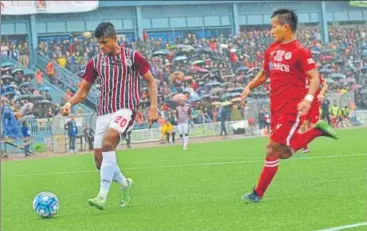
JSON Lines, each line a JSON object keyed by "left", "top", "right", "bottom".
{"left": 1, "top": 55, "right": 91, "bottom": 113}
{"left": 36, "top": 55, "right": 100, "bottom": 110}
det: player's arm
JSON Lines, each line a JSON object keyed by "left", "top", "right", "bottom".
{"left": 142, "top": 71, "right": 158, "bottom": 109}
{"left": 135, "top": 51, "right": 159, "bottom": 126}
{"left": 305, "top": 69, "right": 320, "bottom": 99}
{"left": 241, "top": 50, "right": 270, "bottom": 102}
{"left": 247, "top": 69, "right": 269, "bottom": 90}
{"left": 298, "top": 49, "right": 320, "bottom": 115}
{"left": 135, "top": 51, "right": 158, "bottom": 109}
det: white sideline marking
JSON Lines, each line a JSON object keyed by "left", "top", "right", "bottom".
{"left": 315, "top": 222, "right": 367, "bottom": 231}
{"left": 3, "top": 152, "right": 367, "bottom": 179}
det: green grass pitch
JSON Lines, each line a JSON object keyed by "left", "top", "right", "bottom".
{"left": 2, "top": 128, "right": 367, "bottom": 231}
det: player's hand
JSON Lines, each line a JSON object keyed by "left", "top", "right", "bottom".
{"left": 148, "top": 107, "right": 159, "bottom": 129}
{"left": 317, "top": 94, "right": 325, "bottom": 103}
{"left": 298, "top": 100, "right": 312, "bottom": 116}
{"left": 60, "top": 102, "right": 71, "bottom": 116}
{"left": 241, "top": 86, "right": 251, "bottom": 106}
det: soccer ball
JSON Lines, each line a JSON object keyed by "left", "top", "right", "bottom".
{"left": 32, "top": 192, "right": 59, "bottom": 218}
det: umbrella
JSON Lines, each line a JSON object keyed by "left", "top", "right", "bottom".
{"left": 330, "top": 73, "right": 346, "bottom": 79}
{"left": 19, "top": 82, "right": 32, "bottom": 88}
{"left": 173, "top": 55, "right": 188, "bottom": 62}
{"left": 247, "top": 67, "right": 260, "bottom": 74}
{"left": 228, "top": 87, "right": 243, "bottom": 93}
{"left": 221, "top": 82, "right": 231, "bottom": 87}
{"left": 12, "top": 69, "right": 24, "bottom": 76}
{"left": 200, "top": 94, "right": 211, "bottom": 99}
{"left": 209, "top": 96, "right": 220, "bottom": 100}
{"left": 15, "top": 94, "right": 33, "bottom": 101}
{"left": 176, "top": 44, "right": 194, "bottom": 51}
{"left": 209, "top": 87, "right": 223, "bottom": 94}
{"left": 188, "top": 96, "right": 201, "bottom": 102}
{"left": 191, "top": 60, "right": 205, "bottom": 66}
{"left": 152, "top": 49, "right": 170, "bottom": 57}
{"left": 169, "top": 71, "right": 184, "bottom": 82}
{"left": 319, "top": 68, "right": 332, "bottom": 74}
{"left": 221, "top": 101, "right": 232, "bottom": 106}
{"left": 24, "top": 73, "right": 34, "bottom": 78}
{"left": 30, "top": 95, "right": 46, "bottom": 101}
{"left": 1, "top": 91, "right": 14, "bottom": 96}
{"left": 1, "top": 62, "right": 14, "bottom": 68}
{"left": 190, "top": 66, "right": 209, "bottom": 73}
{"left": 360, "top": 66, "right": 367, "bottom": 72}
{"left": 346, "top": 78, "right": 356, "bottom": 83}
{"left": 230, "top": 92, "right": 241, "bottom": 97}
{"left": 1, "top": 75, "right": 13, "bottom": 81}
{"left": 38, "top": 100, "right": 53, "bottom": 105}
{"left": 197, "top": 47, "right": 212, "bottom": 54}
{"left": 321, "top": 55, "right": 333, "bottom": 61}
{"left": 205, "top": 81, "right": 221, "bottom": 87}
{"left": 231, "top": 97, "right": 242, "bottom": 103}
{"left": 172, "top": 93, "right": 187, "bottom": 101}
{"left": 183, "top": 76, "right": 193, "bottom": 81}
{"left": 221, "top": 93, "right": 232, "bottom": 99}
{"left": 236, "top": 66, "right": 249, "bottom": 73}
{"left": 351, "top": 84, "right": 362, "bottom": 91}
{"left": 311, "top": 50, "right": 321, "bottom": 55}
{"left": 212, "top": 101, "right": 222, "bottom": 106}
{"left": 39, "top": 86, "right": 51, "bottom": 92}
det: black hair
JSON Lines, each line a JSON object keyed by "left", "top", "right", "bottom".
{"left": 94, "top": 22, "right": 116, "bottom": 38}
{"left": 271, "top": 8, "right": 298, "bottom": 32}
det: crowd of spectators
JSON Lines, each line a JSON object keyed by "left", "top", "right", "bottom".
{"left": 1, "top": 25, "right": 367, "bottom": 130}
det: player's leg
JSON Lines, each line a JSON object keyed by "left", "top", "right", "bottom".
{"left": 166, "top": 132, "right": 170, "bottom": 144}
{"left": 242, "top": 139, "right": 280, "bottom": 202}
{"left": 177, "top": 124, "right": 184, "bottom": 148}
{"left": 183, "top": 123, "right": 189, "bottom": 150}
{"left": 89, "top": 110, "right": 133, "bottom": 210}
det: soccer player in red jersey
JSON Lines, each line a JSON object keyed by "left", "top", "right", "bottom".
{"left": 240, "top": 9, "right": 338, "bottom": 203}
{"left": 301, "top": 74, "right": 328, "bottom": 153}
{"left": 60, "top": 22, "right": 159, "bottom": 210}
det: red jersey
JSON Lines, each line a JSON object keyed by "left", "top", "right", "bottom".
{"left": 263, "top": 40, "right": 317, "bottom": 113}
{"left": 83, "top": 47, "right": 151, "bottom": 116}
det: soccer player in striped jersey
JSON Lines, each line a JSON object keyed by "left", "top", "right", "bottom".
{"left": 60, "top": 22, "right": 159, "bottom": 210}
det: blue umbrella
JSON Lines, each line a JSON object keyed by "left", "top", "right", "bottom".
{"left": 173, "top": 56, "right": 188, "bottom": 62}
{"left": 39, "top": 87, "right": 51, "bottom": 92}
{"left": 236, "top": 66, "right": 249, "bottom": 73}
{"left": 319, "top": 68, "right": 332, "bottom": 74}
{"left": 188, "top": 96, "right": 201, "bottom": 103}
{"left": 221, "top": 92, "right": 231, "bottom": 99}
{"left": 361, "top": 66, "right": 367, "bottom": 71}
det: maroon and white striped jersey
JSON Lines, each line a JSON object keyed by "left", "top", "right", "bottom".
{"left": 83, "top": 47, "right": 150, "bottom": 116}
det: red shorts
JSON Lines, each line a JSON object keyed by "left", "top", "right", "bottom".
{"left": 270, "top": 113, "right": 305, "bottom": 146}
{"left": 305, "top": 102, "right": 320, "bottom": 124}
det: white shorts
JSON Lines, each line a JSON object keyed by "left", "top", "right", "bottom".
{"left": 177, "top": 123, "right": 189, "bottom": 136}
{"left": 94, "top": 109, "right": 135, "bottom": 149}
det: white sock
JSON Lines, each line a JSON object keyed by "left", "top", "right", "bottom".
{"left": 113, "top": 165, "right": 128, "bottom": 188}
{"left": 98, "top": 151, "right": 117, "bottom": 200}
{"left": 183, "top": 136, "right": 189, "bottom": 148}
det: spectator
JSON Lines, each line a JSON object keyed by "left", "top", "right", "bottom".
{"left": 65, "top": 117, "right": 78, "bottom": 153}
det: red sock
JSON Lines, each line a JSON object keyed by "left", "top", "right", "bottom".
{"left": 290, "top": 128, "right": 322, "bottom": 152}
{"left": 255, "top": 156, "right": 279, "bottom": 197}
